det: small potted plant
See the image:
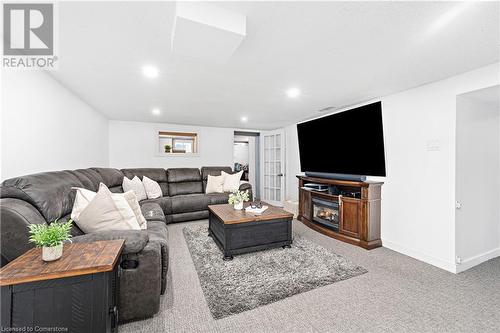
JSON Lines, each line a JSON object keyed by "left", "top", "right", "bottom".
{"left": 28, "top": 219, "right": 73, "bottom": 262}
{"left": 164, "top": 144, "right": 172, "bottom": 153}
{"left": 228, "top": 190, "right": 250, "bottom": 210}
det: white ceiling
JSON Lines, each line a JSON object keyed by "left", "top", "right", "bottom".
{"left": 52, "top": 1, "right": 500, "bottom": 130}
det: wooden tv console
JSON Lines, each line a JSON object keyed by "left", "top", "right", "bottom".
{"left": 297, "top": 175, "right": 383, "bottom": 250}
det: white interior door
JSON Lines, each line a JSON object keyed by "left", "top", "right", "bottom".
{"left": 260, "top": 130, "right": 285, "bottom": 206}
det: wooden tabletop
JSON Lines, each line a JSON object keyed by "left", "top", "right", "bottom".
{"left": 208, "top": 202, "right": 294, "bottom": 225}
{"left": 0, "top": 240, "right": 124, "bottom": 286}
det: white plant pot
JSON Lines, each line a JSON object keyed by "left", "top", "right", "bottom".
{"left": 234, "top": 202, "right": 244, "bottom": 210}
{"left": 42, "top": 244, "right": 63, "bottom": 262}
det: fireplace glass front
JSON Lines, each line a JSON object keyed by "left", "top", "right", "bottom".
{"left": 312, "top": 197, "right": 339, "bottom": 231}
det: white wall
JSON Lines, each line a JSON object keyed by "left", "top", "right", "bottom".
{"left": 284, "top": 63, "right": 500, "bottom": 272}
{"left": 455, "top": 91, "right": 500, "bottom": 272}
{"left": 233, "top": 143, "right": 249, "bottom": 165}
{"left": 285, "top": 124, "right": 301, "bottom": 202}
{"left": 1, "top": 71, "right": 108, "bottom": 179}
{"left": 108, "top": 120, "right": 234, "bottom": 169}
{"left": 247, "top": 136, "right": 257, "bottom": 193}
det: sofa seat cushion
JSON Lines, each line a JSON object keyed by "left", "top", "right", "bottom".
{"left": 206, "top": 192, "right": 229, "bottom": 205}
{"left": 171, "top": 194, "right": 210, "bottom": 214}
{"left": 140, "top": 201, "right": 166, "bottom": 223}
{"left": 142, "top": 197, "right": 172, "bottom": 215}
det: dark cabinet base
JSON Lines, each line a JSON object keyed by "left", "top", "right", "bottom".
{"left": 1, "top": 268, "right": 119, "bottom": 333}
{"left": 299, "top": 216, "right": 382, "bottom": 250}
{"left": 208, "top": 212, "right": 293, "bottom": 260}
{"left": 297, "top": 175, "right": 383, "bottom": 250}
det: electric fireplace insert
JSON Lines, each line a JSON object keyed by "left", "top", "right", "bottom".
{"left": 312, "top": 197, "right": 339, "bottom": 232}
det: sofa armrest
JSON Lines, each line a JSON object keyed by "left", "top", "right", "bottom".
{"left": 238, "top": 182, "right": 253, "bottom": 201}
{"left": 0, "top": 198, "right": 47, "bottom": 264}
{"left": 72, "top": 230, "right": 149, "bottom": 255}
{"left": 140, "top": 202, "right": 166, "bottom": 223}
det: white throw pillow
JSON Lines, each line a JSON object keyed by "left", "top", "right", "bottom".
{"left": 221, "top": 171, "right": 243, "bottom": 192}
{"left": 71, "top": 184, "right": 146, "bottom": 229}
{"left": 205, "top": 174, "right": 225, "bottom": 194}
{"left": 142, "top": 176, "right": 162, "bottom": 199}
{"left": 122, "top": 176, "right": 147, "bottom": 201}
{"left": 122, "top": 190, "right": 148, "bottom": 230}
{"left": 75, "top": 184, "right": 141, "bottom": 233}
{"left": 98, "top": 183, "right": 140, "bottom": 229}
{"left": 71, "top": 187, "right": 96, "bottom": 221}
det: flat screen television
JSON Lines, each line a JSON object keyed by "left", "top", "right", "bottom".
{"left": 297, "top": 101, "right": 386, "bottom": 180}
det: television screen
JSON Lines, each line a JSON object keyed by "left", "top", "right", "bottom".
{"left": 297, "top": 101, "right": 386, "bottom": 177}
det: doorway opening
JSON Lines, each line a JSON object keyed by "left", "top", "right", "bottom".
{"left": 455, "top": 85, "right": 500, "bottom": 272}
{"left": 234, "top": 131, "right": 260, "bottom": 200}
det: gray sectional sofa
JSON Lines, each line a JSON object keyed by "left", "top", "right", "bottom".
{"left": 0, "top": 166, "right": 252, "bottom": 322}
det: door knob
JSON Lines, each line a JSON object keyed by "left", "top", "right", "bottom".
{"left": 277, "top": 173, "right": 284, "bottom": 177}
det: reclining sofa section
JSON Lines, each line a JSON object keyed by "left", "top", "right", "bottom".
{"left": 0, "top": 166, "right": 252, "bottom": 322}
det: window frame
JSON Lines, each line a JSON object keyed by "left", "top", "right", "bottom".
{"left": 156, "top": 130, "right": 200, "bottom": 157}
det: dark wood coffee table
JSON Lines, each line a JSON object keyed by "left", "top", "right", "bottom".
{"left": 208, "top": 202, "right": 294, "bottom": 260}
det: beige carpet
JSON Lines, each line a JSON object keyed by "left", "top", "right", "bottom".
{"left": 120, "top": 219, "right": 500, "bottom": 333}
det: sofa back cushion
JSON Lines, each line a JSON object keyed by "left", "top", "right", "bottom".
{"left": 200, "top": 166, "right": 232, "bottom": 192}
{"left": 0, "top": 171, "right": 84, "bottom": 222}
{"left": 121, "top": 168, "right": 168, "bottom": 196}
{"left": 70, "top": 169, "right": 103, "bottom": 191}
{"left": 91, "top": 168, "right": 124, "bottom": 193}
{"left": 167, "top": 168, "right": 202, "bottom": 196}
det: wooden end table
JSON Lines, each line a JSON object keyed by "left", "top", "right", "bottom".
{"left": 208, "top": 203, "right": 294, "bottom": 260}
{"left": 0, "top": 240, "right": 124, "bottom": 333}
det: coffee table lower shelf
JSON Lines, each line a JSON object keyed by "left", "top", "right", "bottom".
{"left": 208, "top": 212, "right": 293, "bottom": 260}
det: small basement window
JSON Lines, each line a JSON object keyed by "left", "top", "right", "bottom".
{"left": 158, "top": 131, "right": 198, "bottom": 155}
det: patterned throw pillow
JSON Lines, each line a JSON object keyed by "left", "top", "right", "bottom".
{"left": 205, "top": 174, "right": 225, "bottom": 194}
{"left": 122, "top": 176, "right": 147, "bottom": 201}
{"left": 142, "top": 176, "right": 162, "bottom": 199}
{"left": 221, "top": 171, "right": 243, "bottom": 192}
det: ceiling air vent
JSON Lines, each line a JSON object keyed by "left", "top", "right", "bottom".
{"left": 317, "top": 106, "right": 337, "bottom": 113}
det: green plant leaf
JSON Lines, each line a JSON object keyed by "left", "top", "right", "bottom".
{"left": 28, "top": 219, "right": 73, "bottom": 247}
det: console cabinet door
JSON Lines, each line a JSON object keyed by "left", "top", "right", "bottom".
{"left": 340, "top": 197, "right": 360, "bottom": 238}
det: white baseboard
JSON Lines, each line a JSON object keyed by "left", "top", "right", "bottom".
{"left": 382, "top": 239, "right": 457, "bottom": 273}
{"left": 456, "top": 248, "right": 500, "bottom": 273}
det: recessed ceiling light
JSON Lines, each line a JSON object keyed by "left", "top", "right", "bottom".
{"left": 142, "top": 65, "right": 159, "bottom": 79}
{"left": 240, "top": 116, "right": 248, "bottom": 123}
{"left": 152, "top": 108, "right": 161, "bottom": 115}
{"left": 286, "top": 87, "right": 301, "bottom": 98}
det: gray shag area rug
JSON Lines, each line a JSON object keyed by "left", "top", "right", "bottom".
{"left": 183, "top": 224, "right": 367, "bottom": 319}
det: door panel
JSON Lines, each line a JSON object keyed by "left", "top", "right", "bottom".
{"left": 261, "top": 130, "right": 285, "bottom": 206}
{"left": 340, "top": 197, "right": 360, "bottom": 238}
